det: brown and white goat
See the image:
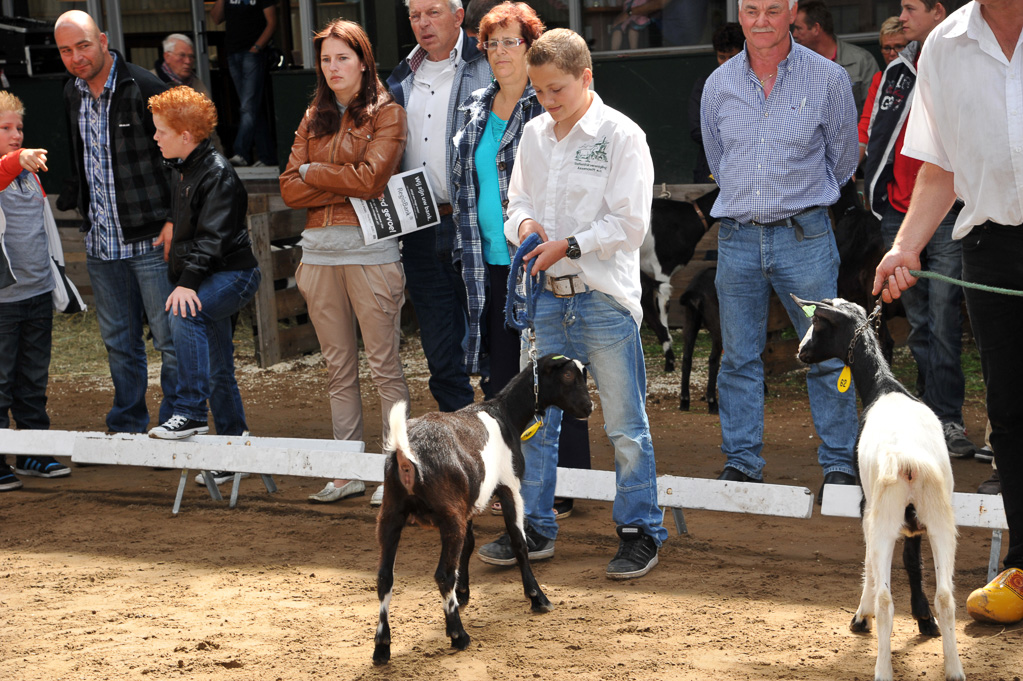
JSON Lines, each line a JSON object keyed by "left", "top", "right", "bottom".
{"left": 793, "top": 295, "right": 964, "bottom": 681}
{"left": 372, "top": 354, "right": 593, "bottom": 664}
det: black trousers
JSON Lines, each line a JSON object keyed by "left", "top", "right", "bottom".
{"left": 961, "top": 222, "right": 1023, "bottom": 571}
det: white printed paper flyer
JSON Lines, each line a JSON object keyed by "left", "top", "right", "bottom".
{"left": 351, "top": 169, "right": 441, "bottom": 244}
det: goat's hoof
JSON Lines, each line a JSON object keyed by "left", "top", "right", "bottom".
{"left": 531, "top": 595, "right": 554, "bottom": 613}
{"left": 451, "top": 632, "right": 471, "bottom": 651}
{"left": 850, "top": 615, "right": 871, "bottom": 633}
{"left": 917, "top": 617, "right": 940, "bottom": 637}
{"left": 664, "top": 360, "right": 675, "bottom": 373}
{"left": 679, "top": 399, "right": 690, "bottom": 412}
{"left": 707, "top": 401, "right": 719, "bottom": 415}
{"left": 457, "top": 586, "right": 470, "bottom": 607}
{"left": 372, "top": 645, "right": 391, "bottom": 665}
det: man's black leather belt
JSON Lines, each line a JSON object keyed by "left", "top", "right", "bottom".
{"left": 438, "top": 203, "right": 454, "bottom": 217}
{"left": 749, "top": 205, "right": 822, "bottom": 228}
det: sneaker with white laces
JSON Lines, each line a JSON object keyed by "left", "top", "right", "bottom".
{"left": 477, "top": 524, "right": 555, "bottom": 566}
{"left": 606, "top": 525, "right": 659, "bottom": 580}
{"left": 194, "top": 471, "right": 250, "bottom": 486}
{"left": 149, "top": 415, "right": 209, "bottom": 440}
{"left": 370, "top": 484, "right": 384, "bottom": 507}
{"left": 14, "top": 455, "right": 71, "bottom": 478}
{"left": 942, "top": 422, "right": 977, "bottom": 459}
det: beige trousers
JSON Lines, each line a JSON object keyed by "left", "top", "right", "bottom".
{"left": 295, "top": 261, "right": 410, "bottom": 444}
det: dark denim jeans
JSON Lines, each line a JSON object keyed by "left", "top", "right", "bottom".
{"left": 227, "top": 51, "right": 276, "bottom": 165}
{"left": 881, "top": 205, "right": 965, "bottom": 424}
{"left": 168, "top": 268, "right": 261, "bottom": 434}
{"left": 401, "top": 215, "right": 474, "bottom": 412}
{"left": 961, "top": 223, "right": 1023, "bottom": 571}
{"left": 0, "top": 292, "right": 52, "bottom": 430}
{"left": 87, "top": 248, "right": 178, "bottom": 433}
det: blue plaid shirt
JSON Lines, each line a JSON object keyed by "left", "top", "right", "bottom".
{"left": 452, "top": 81, "right": 543, "bottom": 373}
{"left": 701, "top": 39, "right": 858, "bottom": 224}
{"left": 77, "top": 53, "right": 151, "bottom": 260}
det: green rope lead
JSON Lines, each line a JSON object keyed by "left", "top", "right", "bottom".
{"left": 908, "top": 269, "right": 1023, "bottom": 297}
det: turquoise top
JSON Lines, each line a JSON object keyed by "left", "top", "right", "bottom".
{"left": 473, "top": 111, "right": 511, "bottom": 266}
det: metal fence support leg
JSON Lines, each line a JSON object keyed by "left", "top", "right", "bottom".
{"left": 671, "top": 507, "right": 688, "bottom": 535}
{"left": 988, "top": 529, "right": 1003, "bottom": 582}
{"left": 261, "top": 474, "right": 277, "bottom": 494}
{"left": 173, "top": 469, "right": 189, "bottom": 515}
{"left": 229, "top": 473, "right": 242, "bottom": 508}
{"left": 202, "top": 471, "right": 223, "bottom": 501}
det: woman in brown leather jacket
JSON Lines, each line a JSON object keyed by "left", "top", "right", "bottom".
{"left": 280, "top": 19, "right": 409, "bottom": 504}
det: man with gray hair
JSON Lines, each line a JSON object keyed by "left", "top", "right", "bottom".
{"left": 385, "top": 0, "right": 491, "bottom": 415}
{"left": 152, "top": 33, "right": 211, "bottom": 97}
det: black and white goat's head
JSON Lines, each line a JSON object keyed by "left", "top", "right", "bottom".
{"left": 533, "top": 354, "right": 594, "bottom": 420}
{"left": 791, "top": 295, "right": 868, "bottom": 366}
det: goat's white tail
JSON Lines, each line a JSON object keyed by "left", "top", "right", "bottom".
{"left": 386, "top": 401, "right": 418, "bottom": 494}
{"left": 874, "top": 445, "right": 946, "bottom": 490}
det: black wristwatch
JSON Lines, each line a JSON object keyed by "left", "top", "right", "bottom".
{"left": 565, "top": 236, "right": 581, "bottom": 260}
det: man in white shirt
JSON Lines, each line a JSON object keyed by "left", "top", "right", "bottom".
{"left": 874, "top": 0, "right": 1023, "bottom": 626}
{"left": 386, "top": 0, "right": 491, "bottom": 413}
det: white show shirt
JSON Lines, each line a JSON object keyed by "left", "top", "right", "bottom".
{"left": 402, "top": 42, "right": 461, "bottom": 204}
{"left": 504, "top": 92, "right": 653, "bottom": 325}
{"left": 903, "top": 1, "right": 1023, "bottom": 238}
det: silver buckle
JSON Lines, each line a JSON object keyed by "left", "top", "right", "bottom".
{"left": 545, "top": 274, "right": 587, "bottom": 298}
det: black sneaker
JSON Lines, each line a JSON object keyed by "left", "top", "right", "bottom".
{"left": 977, "top": 469, "right": 1001, "bottom": 495}
{"left": 975, "top": 445, "right": 994, "bottom": 463}
{"left": 606, "top": 525, "right": 659, "bottom": 580}
{"left": 1, "top": 458, "right": 23, "bottom": 491}
{"left": 14, "top": 455, "right": 71, "bottom": 478}
{"left": 477, "top": 524, "right": 555, "bottom": 566}
{"left": 943, "top": 422, "right": 977, "bottom": 459}
{"left": 149, "top": 415, "right": 209, "bottom": 440}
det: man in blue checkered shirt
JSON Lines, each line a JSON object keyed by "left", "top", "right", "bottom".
{"left": 56, "top": 11, "right": 178, "bottom": 435}
{"left": 700, "top": 0, "right": 859, "bottom": 500}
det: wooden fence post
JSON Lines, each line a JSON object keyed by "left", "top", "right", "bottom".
{"left": 247, "top": 212, "right": 281, "bottom": 368}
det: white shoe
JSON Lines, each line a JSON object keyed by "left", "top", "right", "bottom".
{"left": 228, "top": 154, "right": 249, "bottom": 167}
{"left": 307, "top": 480, "right": 366, "bottom": 503}
{"left": 370, "top": 484, "right": 384, "bottom": 507}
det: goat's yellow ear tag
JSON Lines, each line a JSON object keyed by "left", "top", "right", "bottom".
{"left": 837, "top": 365, "right": 852, "bottom": 393}
{"left": 801, "top": 304, "right": 816, "bottom": 318}
{"left": 521, "top": 418, "right": 543, "bottom": 441}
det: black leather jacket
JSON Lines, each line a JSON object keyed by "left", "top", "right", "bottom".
{"left": 169, "top": 139, "right": 258, "bottom": 290}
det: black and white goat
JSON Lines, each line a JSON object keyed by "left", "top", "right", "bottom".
{"left": 372, "top": 354, "right": 593, "bottom": 664}
{"left": 639, "top": 187, "right": 720, "bottom": 371}
{"left": 793, "top": 295, "right": 964, "bottom": 681}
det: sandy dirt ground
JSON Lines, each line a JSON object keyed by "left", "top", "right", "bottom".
{"left": 1, "top": 339, "right": 1019, "bottom": 681}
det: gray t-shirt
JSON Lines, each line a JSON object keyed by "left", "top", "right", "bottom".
{"left": 0, "top": 174, "right": 55, "bottom": 303}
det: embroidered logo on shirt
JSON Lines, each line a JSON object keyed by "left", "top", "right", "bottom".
{"left": 574, "top": 137, "right": 610, "bottom": 173}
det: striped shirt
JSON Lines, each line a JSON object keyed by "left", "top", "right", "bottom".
{"left": 701, "top": 39, "right": 858, "bottom": 224}
{"left": 77, "top": 53, "right": 151, "bottom": 260}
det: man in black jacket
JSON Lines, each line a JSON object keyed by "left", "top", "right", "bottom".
{"left": 55, "top": 10, "right": 179, "bottom": 435}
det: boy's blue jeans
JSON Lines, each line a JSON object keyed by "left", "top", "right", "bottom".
{"left": 715, "top": 208, "right": 858, "bottom": 480}
{"left": 521, "top": 289, "right": 667, "bottom": 546}
{"left": 168, "top": 268, "right": 260, "bottom": 434}
{"left": 0, "top": 292, "right": 52, "bottom": 431}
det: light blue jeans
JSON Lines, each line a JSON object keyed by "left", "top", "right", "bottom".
{"left": 87, "top": 247, "right": 178, "bottom": 433}
{"left": 168, "top": 268, "right": 261, "bottom": 435}
{"left": 715, "top": 208, "right": 858, "bottom": 479}
{"left": 522, "top": 289, "right": 667, "bottom": 546}
{"left": 880, "top": 205, "right": 965, "bottom": 425}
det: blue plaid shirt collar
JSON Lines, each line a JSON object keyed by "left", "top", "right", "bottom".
{"left": 75, "top": 49, "right": 119, "bottom": 99}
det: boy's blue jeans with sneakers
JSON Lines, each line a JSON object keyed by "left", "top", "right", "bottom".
{"left": 168, "top": 267, "right": 261, "bottom": 433}
{"left": 520, "top": 289, "right": 668, "bottom": 546}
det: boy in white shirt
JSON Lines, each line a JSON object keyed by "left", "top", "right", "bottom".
{"left": 477, "top": 28, "right": 666, "bottom": 579}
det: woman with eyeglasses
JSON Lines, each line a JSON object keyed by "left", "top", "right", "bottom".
{"left": 280, "top": 19, "right": 410, "bottom": 504}
{"left": 452, "top": 1, "right": 589, "bottom": 519}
